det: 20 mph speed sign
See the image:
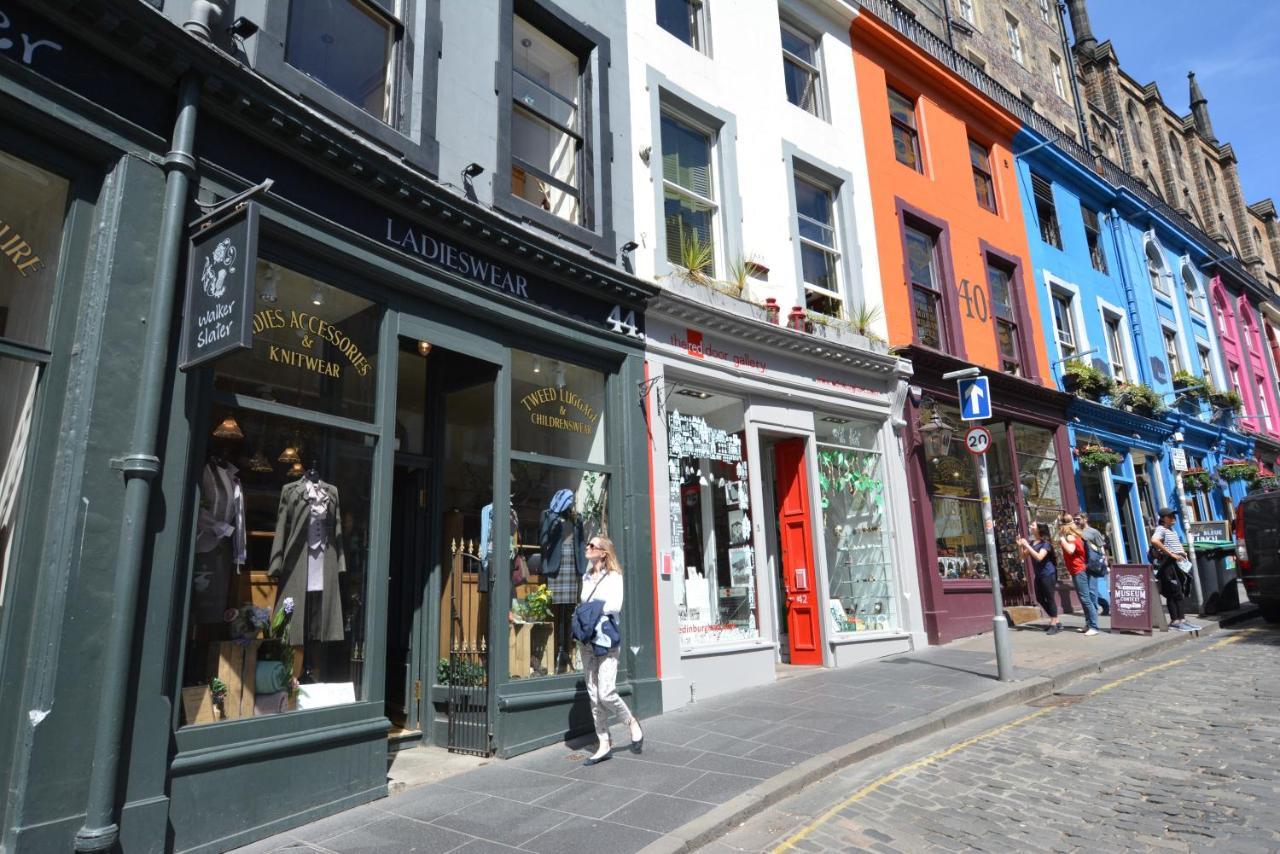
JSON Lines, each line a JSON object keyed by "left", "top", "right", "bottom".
{"left": 965, "top": 426, "right": 992, "bottom": 455}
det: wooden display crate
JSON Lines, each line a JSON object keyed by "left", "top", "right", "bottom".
{"left": 508, "top": 621, "right": 554, "bottom": 679}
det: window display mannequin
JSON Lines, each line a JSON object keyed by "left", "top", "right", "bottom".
{"left": 479, "top": 501, "right": 519, "bottom": 594}
{"left": 269, "top": 464, "right": 347, "bottom": 649}
{"left": 539, "top": 488, "right": 585, "bottom": 672}
{"left": 192, "top": 447, "right": 247, "bottom": 623}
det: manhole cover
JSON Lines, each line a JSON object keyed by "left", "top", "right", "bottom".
{"left": 1028, "top": 694, "right": 1085, "bottom": 708}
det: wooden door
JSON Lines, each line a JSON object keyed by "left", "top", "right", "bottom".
{"left": 773, "top": 438, "right": 823, "bottom": 665}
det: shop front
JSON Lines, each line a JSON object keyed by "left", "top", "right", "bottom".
{"left": 645, "top": 293, "right": 922, "bottom": 711}
{"left": 902, "top": 348, "right": 1076, "bottom": 645}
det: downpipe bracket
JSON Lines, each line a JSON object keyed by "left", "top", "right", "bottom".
{"left": 110, "top": 453, "right": 161, "bottom": 480}
{"left": 73, "top": 822, "right": 119, "bottom": 853}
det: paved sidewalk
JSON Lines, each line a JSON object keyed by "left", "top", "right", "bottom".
{"left": 233, "top": 608, "right": 1256, "bottom": 854}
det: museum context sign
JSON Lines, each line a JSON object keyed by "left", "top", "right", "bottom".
{"left": 180, "top": 202, "right": 258, "bottom": 371}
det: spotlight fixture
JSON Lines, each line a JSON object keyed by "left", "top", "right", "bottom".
{"left": 417, "top": 340, "right": 432, "bottom": 357}
{"left": 620, "top": 240, "right": 639, "bottom": 253}
{"left": 260, "top": 264, "right": 279, "bottom": 303}
{"left": 462, "top": 162, "right": 485, "bottom": 179}
{"left": 553, "top": 361, "right": 566, "bottom": 389}
{"left": 311, "top": 282, "right": 324, "bottom": 307}
{"left": 212, "top": 415, "right": 244, "bottom": 440}
{"left": 674, "top": 389, "right": 712, "bottom": 400}
{"left": 533, "top": 356, "right": 542, "bottom": 374}
{"left": 227, "top": 16, "right": 260, "bottom": 39}
{"left": 821, "top": 416, "right": 851, "bottom": 425}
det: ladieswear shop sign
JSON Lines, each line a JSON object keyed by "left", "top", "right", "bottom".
{"left": 180, "top": 204, "right": 258, "bottom": 370}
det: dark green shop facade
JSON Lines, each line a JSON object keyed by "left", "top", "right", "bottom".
{"left": 0, "top": 6, "right": 658, "bottom": 852}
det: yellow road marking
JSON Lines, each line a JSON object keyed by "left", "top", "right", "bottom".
{"left": 771, "top": 630, "right": 1254, "bottom": 853}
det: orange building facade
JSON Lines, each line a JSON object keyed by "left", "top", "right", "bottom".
{"left": 851, "top": 13, "right": 1078, "bottom": 644}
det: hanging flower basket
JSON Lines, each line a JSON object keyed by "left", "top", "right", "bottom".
{"left": 1076, "top": 443, "right": 1122, "bottom": 471}
{"left": 1218, "top": 460, "right": 1261, "bottom": 485}
{"left": 1181, "top": 468, "right": 1213, "bottom": 493}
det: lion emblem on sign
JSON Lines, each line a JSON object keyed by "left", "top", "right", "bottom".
{"left": 201, "top": 237, "right": 237, "bottom": 299}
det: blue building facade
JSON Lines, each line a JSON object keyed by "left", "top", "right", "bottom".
{"left": 1013, "top": 128, "right": 1252, "bottom": 583}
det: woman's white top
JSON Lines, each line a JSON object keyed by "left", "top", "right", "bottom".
{"left": 580, "top": 568, "right": 624, "bottom": 615}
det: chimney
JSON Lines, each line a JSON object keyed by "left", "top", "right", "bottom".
{"left": 1065, "top": 0, "right": 1097, "bottom": 53}
{"left": 1188, "top": 72, "right": 1218, "bottom": 143}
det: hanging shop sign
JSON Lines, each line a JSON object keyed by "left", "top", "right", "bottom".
{"left": 180, "top": 202, "right": 259, "bottom": 371}
{"left": 1109, "top": 565, "right": 1153, "bottom": 635}
{"left": 1187, "top": 520, "right": 1230, "bottom": 542}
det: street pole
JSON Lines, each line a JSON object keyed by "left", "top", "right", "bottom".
{"left": 1173, "top": 471, "right": 1207, "bottom": 616}
{"left": 977, "top": 451, "right": 1013, "bottom": 681}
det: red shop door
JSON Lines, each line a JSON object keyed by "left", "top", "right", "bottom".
{"left": 773, "top": 438, "right": 824, "bottom": 665}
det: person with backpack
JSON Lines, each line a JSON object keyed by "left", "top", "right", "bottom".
{"left": 1017, "top": 523, "right": 1061, "bottom": 635}
{"left": 1058, "top": 519, "right": 1099, "bottom": 635}
{"left": 1074, "top": 513, "right": 1110, "bottom": 613}
{"left": 1151, "top": 508, "right": 1200, "bottom": 632}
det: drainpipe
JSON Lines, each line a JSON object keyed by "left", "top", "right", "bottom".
{"left": 1056, "top": 0, "right": 1090, "bottom": 152}
{"left": 74, "top": 5, "right": 216, "bottom": 851}
{"left": 1106, "top": 206, "right": 1153, "bottom": 384}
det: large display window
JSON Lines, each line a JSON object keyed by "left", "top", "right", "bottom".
{"left": 816, "top": 416, "right": 897, "bottom": 634}
{"left": 506, "top": 349, "right": 610, "bottom": 680}
{"left": 180, "top": 261, "right": 380, "bottom": 727}
{"left": 666, "top": 387, "right": 759, "bottom": 649}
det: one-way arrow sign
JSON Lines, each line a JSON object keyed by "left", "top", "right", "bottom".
{"left": 958, "top": 376, "right": 992, "bottom": 421}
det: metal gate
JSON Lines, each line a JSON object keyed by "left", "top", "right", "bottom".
{"left": 445, "top": 538, "right": 491, "bottom": 755}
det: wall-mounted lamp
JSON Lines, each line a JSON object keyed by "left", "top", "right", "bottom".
{"left": 462, "top": 162, "right": 485, "bottom": 179}
{"left": 917, "top": 401, "right": 956, "bottom": 459}
{"left": 620, "top": 241, "right": 639, "bottom": 254}
{"left": 227, "top": 16, "right": 260, "bottom": 39}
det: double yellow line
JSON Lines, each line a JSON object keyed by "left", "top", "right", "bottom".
{"left": 772, "top": 631, "right": 1254, "bottom": 852}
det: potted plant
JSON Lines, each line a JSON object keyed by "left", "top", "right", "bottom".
{"left": 1172, "top": 370, "right": 1210, "bottom": 403}
{"left": 512, "top": 584, "right": 553, "bottom": 623}
{"left": 1077, "top": 443, "right": 1123, "bottom": 471}
{"left": 1061, "top": 360, "right": 1114, "bottom": 401}
{"left": 1181, "top": 468, "right": 1214, "bottom": 493}
{"left": 1219, "top": 460, "right": 1261, "bottom": 485}
{"left": 1111, "top": 381, "right": 1166, "bottom": 417}
{"left": 254, "top": 597, "right": 297, "bottom": 707}
{"left": 1208, "top": 388, "right": 1243, "bottom": 412}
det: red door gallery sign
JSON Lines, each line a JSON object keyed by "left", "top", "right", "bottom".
{"left": 1109, "top": 565, "right": 1153, "bottom": 635}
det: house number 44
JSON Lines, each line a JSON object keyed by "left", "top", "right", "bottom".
{"left": 606, "top": 305, "right": 642, "bottom": 339}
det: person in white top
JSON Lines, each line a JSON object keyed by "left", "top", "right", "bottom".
{"left": 581, "top": 536, "right": 643, "bottom": 765}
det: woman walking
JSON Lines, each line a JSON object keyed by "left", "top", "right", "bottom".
{"left": 1017, "top": 523, "right": 1061, "bottom": 635}
{"left": 1151, "top": 508, "right": 1200, "bottom": 632}
{"left": 1059, "top": 519, "right": 1100, "bottom": 635}
{"left": 578, "top": 536, "right": 643, "bottom": 765}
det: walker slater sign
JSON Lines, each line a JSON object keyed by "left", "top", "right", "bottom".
{"left": 180, "top": 203, "right": 259, "bottom": 371}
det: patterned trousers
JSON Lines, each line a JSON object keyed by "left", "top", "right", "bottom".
{"left": 583, "top": 645, "right": 632, "bottom": 743}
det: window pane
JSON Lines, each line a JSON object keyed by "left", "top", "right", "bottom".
{"left": 888, "top": 89, "right": 915, "bottom": 126}
{"left": 905, "top": 228, "right": 936, "bottom": 289}
{"left": 794, "top": 176, "right": 833, "bottom": 232}
{"left": 800, "top": 243, "right": 838, "bottom": 293}
{"left": 511, "top": 108, "right": 581, "bottom": 223}
{"left": 657, "top": 0, "right": 699, "bottom": 48}
{"left": 818, "top": 440, "right": 897, "bottom": 633}
{"left": 286, "top": 0, "right": 392, "bottom": 120}
{"left": 0, "top": 150, "right": 70, "bottom": 349}
{"left": 215, "top": 260, "right": 382, "bottom": 423}
{"left": 783, "top": 58, "right": 819, "bottom": 112}
{"left": 509, "top": 462, "right": 609, "bottom": 679}
{"left": 0, "top": 357, "right": 39, "bottom": 619}
{"left": 1013, "top": 424, "right": 1063, "bottom": 522}
{"left": 511, "top": 350, "right": 606, "bottom": 464}
{"left": 513, "top": 69, "right": 578, "bottom": 131}
{"left": 666, "top": 393, "right": 759, "bottom": 648}
{"left": 660, "top": 115, "right": 713, "bottom": 198}
{"left": 997, "top": 319, "right": 1020, "bottom": 372}
{"left": 987, "top": 264, "right": 1013, "bottom": 319}
{"left": 780, "top": 26, "right": 815, "bottom": 64}
{"left": 913, "top": 286, "right": 942, "bottom": 348}
{"left": 513, "top": 16, "right": 579, "bottom": 106}
{"left": 180, "top": 408, "right": 373, "bottom": 726}
{"left": 968, "top": 141, "right": 989, "bottom": 170}
{"left": 663, "top": 189, "right": 716, "bottom": 272}
{"left": 933, "top": 497, "right": 989, "bottom": 579}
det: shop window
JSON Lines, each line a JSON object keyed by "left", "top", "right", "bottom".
{"left": 928, "top": 414, "right": 986, "bottom": 580}
{"left": 1013, "top": 424, "right": 1064, "bottom": 526}
{"left": 511, "top": 15, "right": 584, "bottom": 226}
{"left": 888, "top": 88, "right": 922, "bottom": 172}
{"left": 986, "top": 258, "right": 1021, "bottom": 376}
{"left": 816, "top": 416, "right": 896, "bottom": 634}
{"left": 666, "top": 389, "right": 758, "bottom": 649}
{"left": 970, "top": 140, "right": 996, "bottom": 213}
{"left": 905, "top": 224, "right": 948, "bottom": 350}
{"left": 1031, "top": 172, "right": 1061, "bottom": 249}
{"left": 661, "top": 112, "right": 718, "bottom": 276}
{"left": 507, "top": 349, "right": 609, "bottom": 679}
{"left": 285, "top": 0, "right": 398, "bottom": 122}
{"left": 214, "top": 261, "right": 381, "bottom": 423}
{"left": 794, "top": 171, "right": 842, "bottom": 318}
{"left": 1081, "top": 205, "right": 1107, "bottom": 273}
{"left": 657, "top": 0, "right": 705, "bottom": 51}
{"left": 781, "top": 20, "right": 824, "bottom": 118}
{"left": 0, "top": 357, "right": 39, "bottom": 618}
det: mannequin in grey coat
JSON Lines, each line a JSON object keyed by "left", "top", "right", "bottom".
{"left": 268, "top": 478, "right": 346, "bottom": 643}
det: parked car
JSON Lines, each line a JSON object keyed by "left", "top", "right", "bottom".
{"left": 1236, "top": 490, "right": 1280, "bottom": 623}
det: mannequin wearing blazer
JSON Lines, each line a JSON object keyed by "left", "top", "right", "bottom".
{"left": 269, "top": 477, "right": 346, "bottom": 644}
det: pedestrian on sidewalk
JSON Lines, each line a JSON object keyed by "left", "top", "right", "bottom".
{"left": 1074, "top": 513, "right": 1109, "bottom": 615}
{"left": 1058, "top": 519, "right": 1099, "bottom": 635}
{"left": 1018, "top": 523, "right": 1061, "bottom": 634}
{"left": 576, "top": 536, "right": 643, "bottom": 766}
{"left": 1151, "top": 509, "right": 1200, "bottom": 632}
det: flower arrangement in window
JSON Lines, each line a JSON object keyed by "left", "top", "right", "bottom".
{"left": 1110, "top": 381, "right": 1165, "bottom": 417}
{"left": 1181, "top": 468, "right": 1213, "bottom": 493}
{"left": 1218, "top": 460, "right": 1261, "bottom": 485}
{"left": 1076, "top": 443, "right": 1122, "bottom": 471}
{"left": 1061, "top": 360, "right": 1114, "bottom": 401}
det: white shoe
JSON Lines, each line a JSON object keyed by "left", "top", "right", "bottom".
{"left": 1083, "top": 628, "right": 1099, "bottom": 636}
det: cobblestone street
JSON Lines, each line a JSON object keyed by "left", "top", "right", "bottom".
{"left": 710, "top": 624, "right": 1280, "bottom": 854}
